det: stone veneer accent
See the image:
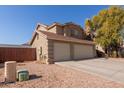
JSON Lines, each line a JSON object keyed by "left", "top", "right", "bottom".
{"left": 47, "top": 40, "right": 54, "bottom": 64}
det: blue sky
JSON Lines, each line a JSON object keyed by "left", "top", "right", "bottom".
{"left": 0, "top": 5, "right": 109, "bottom": 44}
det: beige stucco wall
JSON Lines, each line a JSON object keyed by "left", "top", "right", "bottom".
{"left": 31, "top": 31, "right": 49, "bottom": 63}
{"left": 37, "top": 25, "right": 47, "bottom": 31}
{"left": 48, "top": 26, "right": 57, "bottom": 34}
{"left": 48, "top": 25, "right": 64, "bottom": 35}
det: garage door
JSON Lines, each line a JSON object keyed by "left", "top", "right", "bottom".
{"left": 54, "top": 42, "right": 70, "bottom": 61}
{"left": 74, "top": 44, "right": 94, "bottom": 59}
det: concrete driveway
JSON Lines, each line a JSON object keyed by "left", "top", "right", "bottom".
{"left": 56, "top": 58, "right": 124, "bottom": 83}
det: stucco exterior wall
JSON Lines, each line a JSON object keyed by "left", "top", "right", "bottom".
{"left": 48, "top": 26, "right": 57, "bottom": 34}
{"left": 37, "top": 25, "right": 47, "bottom": 31}
{"left": 31, "top": 32, "right": 49, "bottom": 64}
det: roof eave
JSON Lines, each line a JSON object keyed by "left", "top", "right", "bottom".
{"left": 47, "top": 37, "right": 95, "bottom": 45}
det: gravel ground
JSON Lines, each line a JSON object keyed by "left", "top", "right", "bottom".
{"left": 0, "top": 61, "right": 124, "bottom": 88}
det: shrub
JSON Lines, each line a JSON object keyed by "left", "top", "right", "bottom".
{"left": 111, "top": 51, "right": 117, "bottom": 58}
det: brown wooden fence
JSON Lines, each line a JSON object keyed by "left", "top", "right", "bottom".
{"left": 0, "top": 47, "right": 36, "bottom": 62}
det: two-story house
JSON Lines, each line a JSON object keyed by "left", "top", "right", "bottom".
{"left": 30, "top": 22, "right": 96, "bottom": 64}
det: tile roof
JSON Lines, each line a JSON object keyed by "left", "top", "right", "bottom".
{"left": 40, "top": 31, "right": 95, "bottom": 45}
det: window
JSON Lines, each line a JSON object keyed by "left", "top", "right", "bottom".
{"left": 70, "top": 30, "right": 74, "bottom": 36}
{"left": 74, "top": 30, "right": 79, "bottom": 36}
{"left": 70, "top": 30, "right": 79, "bottom": 37}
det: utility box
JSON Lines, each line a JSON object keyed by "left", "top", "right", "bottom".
{"left": 17, "top": 69, "right": 29, "bottom": 81}
{"left": 5, "top": 61, "right": 16, "bottom": 82}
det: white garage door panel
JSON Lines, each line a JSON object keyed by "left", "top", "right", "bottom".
{"left": 74, "top": 44, "right": 94, "bottom": 59}
{"left": 54, "top": 42, "right": 70, "bottom": 61}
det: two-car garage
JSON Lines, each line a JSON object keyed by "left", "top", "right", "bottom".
{"left": 53, "top": 42, "right": 96, "bottom": 62}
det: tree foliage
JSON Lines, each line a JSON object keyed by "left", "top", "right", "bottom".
{"left": 85, "top": 6, "right": 124, "bottom": 57}
{"left": 85, "top": 19, "right": 95, "bottom": 40}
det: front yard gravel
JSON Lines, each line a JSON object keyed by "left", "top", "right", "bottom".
{"left": 0, "top": 61, "right": 124, "bottom": 88}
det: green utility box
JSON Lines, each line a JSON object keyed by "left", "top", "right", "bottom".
{"left": 17, "top": 69, "right": 29, "bottom": 82}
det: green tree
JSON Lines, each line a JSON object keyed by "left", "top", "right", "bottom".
{"left": 85, "top": 6, "right": 124, "bottom": 57}
{"left": 85, "top": 19, "right": 94, "bottom": 41}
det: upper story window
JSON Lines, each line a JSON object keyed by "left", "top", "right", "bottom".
{"left": 70, "top": 30, "right": 79, "bottom": 37}
{"left": 74, "top": 30, "right": 79, "bottom": 36}
{"left": 70, "top": 30, "right": 74, "bottom": 36}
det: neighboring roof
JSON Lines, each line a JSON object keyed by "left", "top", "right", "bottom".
{"left": 0, "top": 44, "right": 32, "bottom": 48}
{"left": 22, "top": 42, "right": 30, "bottom": 46}
{"left": 40, "top": 31, "right": 95, "bottom": 45}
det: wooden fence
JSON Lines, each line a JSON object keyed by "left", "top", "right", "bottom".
{"left": 0, "top": 47, "right": 36, "bottom": 62}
